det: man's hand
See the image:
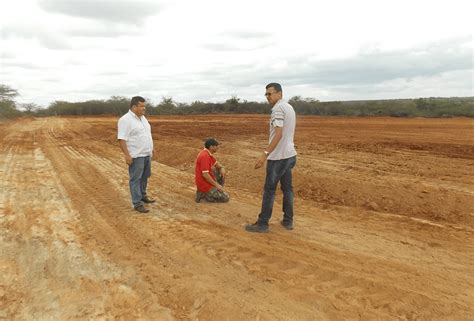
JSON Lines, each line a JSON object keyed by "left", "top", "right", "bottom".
{"left": 220, "top": 167, "right": 226, "bottom": 178}
{"left": 216, "top": 184, "right": 225, "bottom": 192}
{"left": 254, "top": 152, "right": 267, "bottom": 169}
{"left": 125, "top": 155, "right": 133, "bottom": 165}
{"left": 119, "top": 140, "right": 133, "bottom": 165}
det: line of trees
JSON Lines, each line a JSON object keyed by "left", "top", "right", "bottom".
{"left": 1, "top": 84, "right": 473, "bottom": 119}
{"left": 34, "top": 96, "right": 274, "bottom": 116}
{"left": 287, "top": 96, "right": 474, "bottom": 117}
{"left": 34, "top": 95, "right": 474, "bottom": 118}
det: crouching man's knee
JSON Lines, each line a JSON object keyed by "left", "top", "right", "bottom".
{"left": 219, "top": 192, "right": 230, "bottom": 203}
{"left": 209, "top": 188, "right": 229, "bottom": 203}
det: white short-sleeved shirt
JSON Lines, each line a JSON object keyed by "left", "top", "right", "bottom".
{"left": 117, "top": 110, "right": 154, "bottom": 158}
{"left": 268, "top": 99, "right": 297, "bottom": 160}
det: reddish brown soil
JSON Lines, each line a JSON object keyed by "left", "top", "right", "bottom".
{"left": 1, "top": 115, "right": 473, "bottom": 320}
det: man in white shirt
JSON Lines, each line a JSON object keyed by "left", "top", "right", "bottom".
{"left": 117, "top": 96, "right": 155, "bottom": 213}
{"left": 246, "top": 83, "right": 297, "bottom": 233}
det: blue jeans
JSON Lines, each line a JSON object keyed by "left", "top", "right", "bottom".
{"left": 257, "top": 156, "right": 296, "bottom": 226}
{"left": 128, "top": 156, "right": 151, "bottom": 208}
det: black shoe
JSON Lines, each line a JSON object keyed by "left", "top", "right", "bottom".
{"left": 280, "top": 220, "right": 294, "bottom": 230}
{"left": 134, "top": 205, "right": 150, "bottom": 213}
{"left": 142, "top": 195, "right": 156, "bottom": 204}
{"left": 245, "top": 223, "right": 269, "bottom": 233}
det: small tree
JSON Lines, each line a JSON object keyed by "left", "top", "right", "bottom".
{"left": 0, "top": 84, "right": 20, "bottom": 118}
{"left": 0, "top": 84, "right": 19, "bottom": 101}
{"left": 22, "top": 103, "right": 40, "bottom": 114}
{"left": 224, "top": 95, "right": 240, "bottom": 112}
{"left": 156, "top": 97, "right": 176, "bottom": 114}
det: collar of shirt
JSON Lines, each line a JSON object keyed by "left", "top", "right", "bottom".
{"left": 128, "top": 109, "right": 143, "bottom": 120}
{"left": 204, "top": 148, "right": 214, "bottom": 157}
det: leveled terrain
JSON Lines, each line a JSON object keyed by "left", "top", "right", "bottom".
{"left": 1, "top": 115, "right": 473, "bottom": 320}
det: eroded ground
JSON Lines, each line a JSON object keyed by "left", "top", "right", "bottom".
{"left": 1, "top": 115, "right": 473, "bottom": 320}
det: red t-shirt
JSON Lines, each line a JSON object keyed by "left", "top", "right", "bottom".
{"left": 195, "top": 149, "right": 217, "bottom": 192}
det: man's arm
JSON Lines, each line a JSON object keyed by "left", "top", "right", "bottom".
{"left": 255, "top": 126, "right": 283, "bottom": 169}
{"left": 118, "top": 139, "right": 133, "bottom": 165}
{"left": 202, "top": 172, "right": 225, "bottom": 192}
{"left": 214, "top": 161, "right": 226, "bottom": 177}
{"left": 265, "top": 126, "right": 283, "bottom": 154}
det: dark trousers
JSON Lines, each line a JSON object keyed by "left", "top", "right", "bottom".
{"left": 257, "top": 156, "right": 296, "bottom": 226}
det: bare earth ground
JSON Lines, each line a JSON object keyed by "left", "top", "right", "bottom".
{"left": 1, "top": 115, "right": 473, "bottom": 320}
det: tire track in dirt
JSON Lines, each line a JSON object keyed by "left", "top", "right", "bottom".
{"left": 2, "top": 117, "right": 474, "bottom": 320}
{"left": 151, "top": 217, "right": 474, "bottom": 319}
{"left": 1, "top": 119, "right": 174, "bottom": 320}
{"left": 39, "top": 119, "right": 324, "bottom": 320}
{"left": 53, "top": 116, "right": 474, "bottom": 319}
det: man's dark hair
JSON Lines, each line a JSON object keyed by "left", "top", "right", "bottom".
{"left": 130, "top": 96, "right": 146, "bottom": 108}
{"left": 266, "top": 82, "right": 282, "bottom": 93}
{"left": 204, "top": 138, "right": 219, "bottom": 149}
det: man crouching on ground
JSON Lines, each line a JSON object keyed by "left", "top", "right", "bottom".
{"left": 195, "top": 138, "right": 229, "bottom": 203}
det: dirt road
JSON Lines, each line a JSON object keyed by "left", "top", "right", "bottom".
{"left": 1, "top": 115, "right": 473, "bottom": 320}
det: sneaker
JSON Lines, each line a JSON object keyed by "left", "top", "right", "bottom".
{"left": 142, "top": 195, "right": 156, "bottom": 203}
{"left": 280, "top": 220, "right": 294, "bottom": 230}
{"left": 134, "top": 205, "right": 150, "bottom": 213}
{"left": 245, "top": 223, "right": 269, "bottom": 233}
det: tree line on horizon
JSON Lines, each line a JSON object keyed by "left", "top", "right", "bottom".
{"left": 1, "top": 84, "right": 473, "bottom": 119}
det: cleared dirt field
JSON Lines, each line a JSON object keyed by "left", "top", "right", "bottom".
{"left": 1, "top": 115, "right": 473, "bottom": 320}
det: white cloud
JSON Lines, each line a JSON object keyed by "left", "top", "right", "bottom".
{"left": 37, "top": 0, "right": 164, "bottom": 24}
{"left": 1, "top": 0, "right": 472, "bottom": 106}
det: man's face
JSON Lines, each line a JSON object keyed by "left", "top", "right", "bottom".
{"left": 132, "top": 101, "right": 146, "bottom": 116}
{"left": 265, "top": 87, "right": 282, "bottom": 106}
{"left": 209, "top": 144, "right": 219, "bottom": 153}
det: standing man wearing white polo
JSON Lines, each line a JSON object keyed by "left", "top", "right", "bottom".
{"left": 246, "top": 83, "right": 297, "bottom": 233}
{"left": 118, "top": 96, "right": 156, "bottom": 213}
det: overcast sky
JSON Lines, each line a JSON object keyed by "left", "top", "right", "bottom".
{"left": 1, "top": 0, "right": 473, "bottom": 106}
